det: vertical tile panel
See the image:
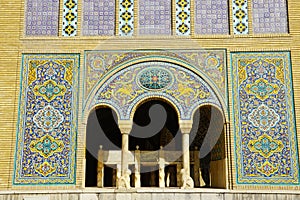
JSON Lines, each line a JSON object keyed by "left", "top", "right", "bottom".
{"left": 119, "top": 0, "right": 134, "bottom": 36}
{"left": 232, "top": 0, "right": 249, "bottom": 34}
{"left": 176, "top": 0, "right": 191, "bottom": 36}
{"left": 62, "top": 0, "right": 78, "bottom": 36}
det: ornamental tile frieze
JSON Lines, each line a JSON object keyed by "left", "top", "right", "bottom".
{"left": 88, "top": 61, "right": 222, "bottom": 120}
{"left": 231, "top": 52, "right": 298, "bottom": 185}
{"left": 84, "top": 50, "right": 227, "bottom": 108}
{"left": 14, "top": 54, "right": 79, "bottom": 185}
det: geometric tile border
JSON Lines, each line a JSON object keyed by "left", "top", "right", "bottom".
{"left": 232, "top": 0, "right": 249, "bottom": 34}
{"left": 118, "top": 0, "right": 134, "bottom": 36}
{"left": 62, "top": 0, "right": 78, "bottom": 36}
{"left": 175, "top": 0, "right": 191, "bottom": 36}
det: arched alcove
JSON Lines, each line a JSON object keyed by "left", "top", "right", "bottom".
{"left": 130, "top": 99, "right": 180, "bottom": 151}
{"left": 85, "top": 106, "right": 121, "bottom": 187}
{"left": 190, "top": 105, "right": 226, "bottom": 188}
{"left": 130, "top": 99, "right": 180, "bottom": 187}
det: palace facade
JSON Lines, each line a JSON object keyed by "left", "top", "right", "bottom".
{"left": 0, "top": 0, "right": 300, "bottom": 199}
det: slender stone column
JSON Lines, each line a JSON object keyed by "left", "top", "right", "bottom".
{"left": 159, "top": 146, "right": 165, "bottom": 188}
{"left": 118, "top": 120, "right": 133, "bottom": 189}
{"left": 97, "top": 145, "right": 104, "bottom": 187}
{"left": 134, "top": 145, "right": 141, "bottom": 188}
{"left": 193, "top": 146, "right": 200, "bottom": 187}
{"left": 179, "top": 120, "right": 194, "bottom": 189}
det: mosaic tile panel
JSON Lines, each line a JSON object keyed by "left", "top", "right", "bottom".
{"left": 89, "top": 62, "right": 222, "bottom": 120}
{"left": 231, "top": 52, "right": 299, "bottom": 184}
{"left": 14, "top": 54, "right": 80, "bottom": 184}
{"left": 176, "top": 0, "right": 191, "bottom": 36}
{"left": 25, "top": 0, "right": 59, "bottom": 36}
{"left": 84, "top": 50, "right": 227, "bottom": 108}
{"left": 252, "top": 0, "right": 288, "bottom": 34}
{"left": 119, "top": 0, "right": 134, "bottom": 36}
{"left": 233, "top": 0, "right": 249, "bottom": 34}
{"left": 62, "top": 0, "right": 78, "bottom": 36}
{"left": 138, "top": 0, "right": 171, "bottom": 35}
{"left": 194, "top": 0, "right": 229, "bottom": 35}
{"left": 82, "top": 0, "right": 115, "bottom": 36}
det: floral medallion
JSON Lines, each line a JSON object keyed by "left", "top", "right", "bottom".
{"left": 248, "top": 134, "right": 284, "bottom": 158}
{"left": 245, "top": 78, "right": 279, "bottom": 101}
{"left": 30, "top": 135, "right": 64, "bottom": 158}
{"left": 33, "top": 105, "right": 64, "bottom": 132}
{"left": 248, "top": 104, "right": 279, "bottom": 132}
{"left": 33, "top": 79, "right": 66, "bottom": 102}
{"left": 137, "top": 67, "right": 173, "bottom": 91}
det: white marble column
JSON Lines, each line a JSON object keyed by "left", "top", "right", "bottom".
{"left": 118, "top": 120, "right": 133, "bottom": 189}
{"left": 179, "top": 120, "right": 194, "bottom": 189}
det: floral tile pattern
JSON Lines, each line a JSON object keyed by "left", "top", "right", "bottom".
{"left": 14, "top": 54, "right": 79, "bottom": 184}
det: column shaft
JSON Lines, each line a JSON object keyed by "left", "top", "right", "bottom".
{"left": 121, "top": 133, "right": 129, "bottom": 175}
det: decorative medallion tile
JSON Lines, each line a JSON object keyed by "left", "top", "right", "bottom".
{"left": 88, "top": 61, "right": 222, "bottom": 120}
{"left": 84, "top": 50, "right": 227, "bottom": 109}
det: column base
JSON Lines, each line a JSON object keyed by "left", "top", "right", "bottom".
{"left": 180, "top": 169, "right": 194, "bottom": 189}
{"left": 117, "top": 169, "right": 131, "bottom": 189}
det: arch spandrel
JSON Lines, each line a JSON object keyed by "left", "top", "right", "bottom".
{"left": 87, "top": 61, "right": 224, "bottom": 121}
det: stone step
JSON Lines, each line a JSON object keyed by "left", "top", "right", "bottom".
{"left": 0, "top": 189, "right": 300, "bottom": 200}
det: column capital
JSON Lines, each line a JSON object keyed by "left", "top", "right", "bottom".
{"left": 118, "top": 120, "right": 133, "bottom": 134}
{"left": 179, "top": 120, "right": 193, "bottom": 134}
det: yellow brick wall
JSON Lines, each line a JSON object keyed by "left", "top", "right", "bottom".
{"left": 0, "top": 0, "right": 299, "bottom": 190}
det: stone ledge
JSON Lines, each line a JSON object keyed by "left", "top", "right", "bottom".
{"left": 0, "top": 192, "right": 300, "bottom": 200}
{"left": 3, "top": 188, "right": 300, "bottom": 195}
